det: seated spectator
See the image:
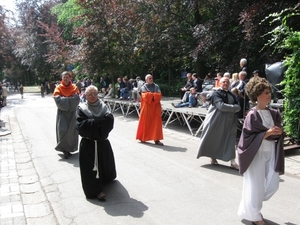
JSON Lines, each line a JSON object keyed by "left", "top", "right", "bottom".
{"left": 223, "top": 72, "right": 232, "bottom": 85}
{"left": 131, "top": 76, "right": 144, "bottom": 102}
{"left": 192, "top": 73, "right": 203, "bottom": 93}
{"left": 172, "top": 88, "right": 198, "bottom": 108}
{"left": 180, "top": 72, "right": 193, "bottom": 99}
{"left": 98, "top": 88, "right": 107, "bottom": 98}
{"left": 180, "top": 73, "right": 202, "bottom": 103}
{"left": 115, "top": 77, "right": 125, "bottom": 98}
{"left": 198, "top": 76, "right": 217, "bottom": 108}
{"left": 199, "top": 90, "right": 214, "bottom": 108}
{"left": 104, "top": 84, "right": 114, "bottom": 98}
{"left": 230, "top": 73, "right": 239, "bottom": 90}
{"left": 230, "top": 71, "right": 247, "bottom": 96}
{"left": 119, "top": 77, "right": 133, "bottom": 100}
{"left": 203, "top": 73, "right": 215, "bottom": 86}
{"left": 213, "top": 72, "right": 223, "bottom": 89}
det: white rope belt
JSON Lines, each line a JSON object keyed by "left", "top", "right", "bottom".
{"left": 83, "top": 137, "right": 107, "bottom": 179}
{"left": 92, "top": 140, "right": 99, "bottom": 179}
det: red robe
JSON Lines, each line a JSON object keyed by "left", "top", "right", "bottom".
{"left": 53, "top": 81, "right": 79, "bottom": 97}
{"left": 136, "top": 92, "right": 163, "bottom": 142}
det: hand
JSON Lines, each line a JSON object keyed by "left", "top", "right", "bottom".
{"left": 269, "top": 126, "right": 283, "bottom": 136}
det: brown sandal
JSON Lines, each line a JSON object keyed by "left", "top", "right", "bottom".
{"left": 97, "top": 192, "right": 106, "bottom": 202}
{"left": 211, "top": 158, "right": 218, "bottom": 165}
{"left": 155, "top": 141, "right": 164, "bottom": 146}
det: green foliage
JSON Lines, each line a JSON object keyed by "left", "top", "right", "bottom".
{"left": 51, "top": 0, "right": 84, "bottom": 40}
{"left": 265, "top": 5, "right": 300, "bottom": 139}
{"left": 158, "top": 82, "right": 183, "bottom": 97}
{"left": 282, "top": 31, "right": 300, "bottom": 138}
{"left": 2, "top": 0, "right": 300, "bottom": 88}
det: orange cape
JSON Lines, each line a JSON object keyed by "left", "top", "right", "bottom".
{"left": 53, "top": 81, "right": 79, "bottom": 97}
{"left": 136, "top": 92, "right": 163, "bottom": 142}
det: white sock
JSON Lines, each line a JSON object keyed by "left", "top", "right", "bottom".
{"left": 231, "top": 159, "right": 237, "bottom": 165}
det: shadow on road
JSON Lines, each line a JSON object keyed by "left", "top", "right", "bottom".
{"left": 241, "top": 218, "right": 297, "bottom": 225}
{"left": 201, "top": 163, "right": 242, "bottom": 176}
{"left": 58, "top": 151, "right": 80, "bottom": 167}
{"left": 138, "top": 141, "right": 188, "bottom": 152}
{"left": 87, "top": 180, "right": 148, "bottom": 218}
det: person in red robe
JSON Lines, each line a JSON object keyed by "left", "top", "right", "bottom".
{"left": 136, "top": 74, "right": 164, "bottom": 146}
{"left": 53, "top": 71, "right": 80, "bottom": 159}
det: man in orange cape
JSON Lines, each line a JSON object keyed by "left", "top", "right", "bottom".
{"left": 136, "top": 74, "right": 164, "bottom": 145}
{"left": 53, "top": 71, "right": 80, "bottom": 159}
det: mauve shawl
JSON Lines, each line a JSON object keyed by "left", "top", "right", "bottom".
{"left": 238, "top": 107, "right": 284, "bottom": 175}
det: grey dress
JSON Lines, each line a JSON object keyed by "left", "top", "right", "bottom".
{"left": 196, "top": 89, "right": 241, "bottom": 161}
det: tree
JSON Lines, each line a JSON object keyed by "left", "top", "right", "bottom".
{"left": 191, "top": 0, "right": 300, "bottom": 74}
{"left": 263, "top": 3, "right": 300, "bottom": 139}
{"left": 13, "top": 0, "right": 58, "bottom": 83}
{"left": 0, "top": 6, "right": 13, "bottom": 79}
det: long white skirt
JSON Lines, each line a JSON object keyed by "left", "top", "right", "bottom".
{"left": 238, "top": 138, "right": 279, "bottom": 221}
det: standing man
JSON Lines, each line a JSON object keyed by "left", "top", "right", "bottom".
{"left": 99, "top": 77, "right": 106, "bottom": 89}
{"left": 19, "top": 84, "right": 24, "bottom": 98}
{"left": 136, "top": 74, "right": 164, "bottom": 146}
{"left": 53, "top": 71, "right": 80, "bottom": 159}
{"left": 240, "top": 58, "right": 248, "bottom": 72}
{"left": 196, "top": 77, "right": 241, "bottom": 169}
{"left": 240, "top": 58, "right": 249, "bottom": 81}
{"left": 1, "top": 84, "right": 8, "bottom": 106}
{"left": 252, "top": 70, "right": 260, "bottom": 77}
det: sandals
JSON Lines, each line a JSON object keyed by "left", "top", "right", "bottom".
{"left": 140, "top": 140, "right": 164, "bottom": 145}
{"left": 63, "top": 151, "right": 72, "bottom": 159}
{"left": 155, "top": 141, "right": 164, "bottom": 146}
{"left": 211, "top": 158, "right": 218, "bottom": 165}
{"left": 230, "top": 163, "right": 239, "bottom": 170}
{"left": 252, "top": 214, "right": 266, "bottom": 225}
{"left": 97, "top": 192, "right": 106, "bottom": 202}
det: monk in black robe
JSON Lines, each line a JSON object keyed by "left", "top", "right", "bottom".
{"left": 76, "top": 85, "right": 116, "bottom": 201}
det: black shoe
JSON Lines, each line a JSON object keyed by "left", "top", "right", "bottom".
{"left": 171, "top": 103, "right": 178, "bottom": 108}
{"left": 63, "top": 151, "right": 72, "bottom": 159}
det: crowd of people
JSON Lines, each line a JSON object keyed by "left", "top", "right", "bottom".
{"left": 173, "top": 58, "right": 261, "bottom": 112}
{"left": 171, "top": 58, "right": 282, "bottom": 225}
{"left": 52, "top": 71, "right": 162, "bottom": 202}
{"left": 1, "top": 57, "right": 281, "bottom": 225}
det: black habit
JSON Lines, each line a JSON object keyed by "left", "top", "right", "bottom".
{"left": 76, "top": 99, "right": 116, "bottom": 198}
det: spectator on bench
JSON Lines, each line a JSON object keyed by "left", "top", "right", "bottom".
{"left": 172, "top": 88, "right": 198, "bottom": 108}
{"left": 180, "top": 72, "right": 193, "bottom": 99}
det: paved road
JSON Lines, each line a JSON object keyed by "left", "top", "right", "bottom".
{"left": 1, "top": 93, "right": 299, "bottom": 225}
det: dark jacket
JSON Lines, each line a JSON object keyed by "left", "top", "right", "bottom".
{"left": 194, "top": 78, "right": 203, "bottom": 92}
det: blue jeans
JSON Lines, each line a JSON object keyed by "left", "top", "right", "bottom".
{"left": 120, "top": 88, "right": 128, "bottom": 99}
{"left": 177, "top": 95, "right": 197, "bottom": 107}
